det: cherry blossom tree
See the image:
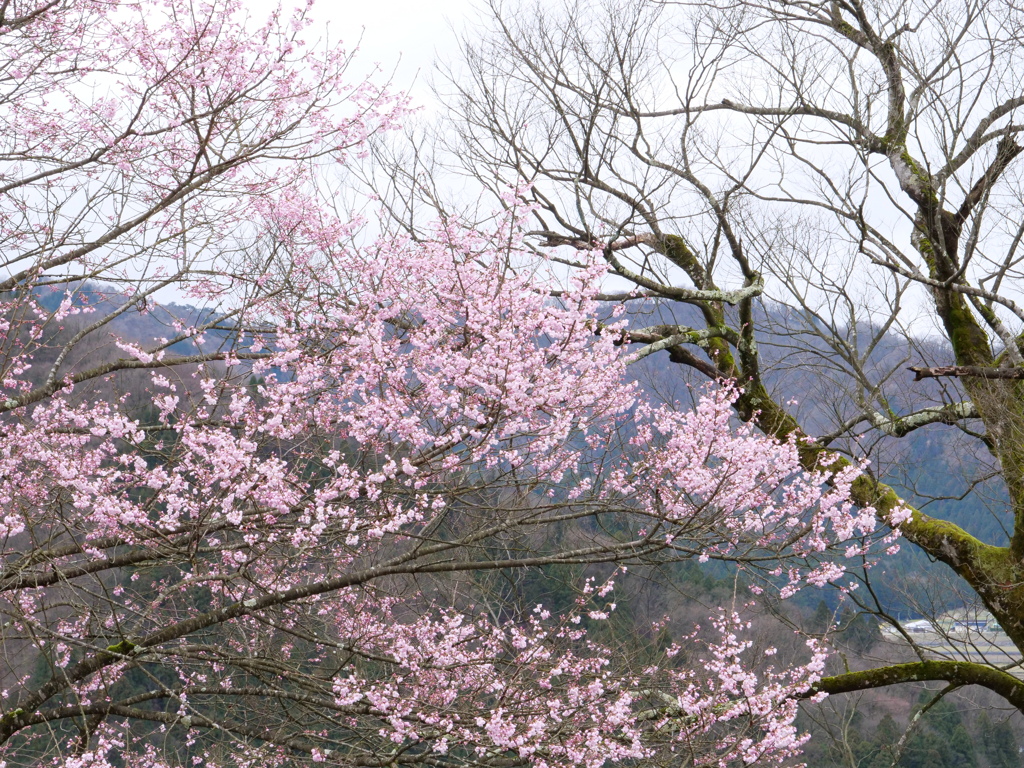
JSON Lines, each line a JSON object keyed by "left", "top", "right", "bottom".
{"left": 0, "top": 0, "right": 404, "bottom": 408}
{"left": 0, "top": 1, "right": 901, "bottom": 765}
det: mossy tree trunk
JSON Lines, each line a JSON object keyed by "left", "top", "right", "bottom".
{"left": 449, "top": 0, "right": 1024, "bottom": 710}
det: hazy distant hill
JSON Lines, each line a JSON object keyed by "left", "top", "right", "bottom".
{"left": 33, "top": 284, "right": 233, "bottom": 357}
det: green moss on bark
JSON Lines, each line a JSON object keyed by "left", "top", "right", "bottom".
{"left": 809, "top": 661, "right": 1024, "bottom": 712}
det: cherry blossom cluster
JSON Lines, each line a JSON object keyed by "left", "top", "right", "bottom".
{"left": 613, "top": 387, "right": 900, "bottom": 596}
{"left": 0, "top": 208, "right": 894, "bottom": 768}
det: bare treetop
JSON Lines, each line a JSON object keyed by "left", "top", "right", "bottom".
{"left": 410, "top": 0, "right": 1024, "bottom": 710}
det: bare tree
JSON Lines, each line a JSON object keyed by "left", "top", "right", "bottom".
{"left": 420, "top": 0, "right": 1024, "bottom": 708}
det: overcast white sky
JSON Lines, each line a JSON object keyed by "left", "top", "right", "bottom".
{"left": 248, "top": 0, "right": 478, "bottom": 109}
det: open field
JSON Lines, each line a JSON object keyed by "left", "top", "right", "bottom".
{"left": 881, "top": 626, "right": 1023, "bottom": 670}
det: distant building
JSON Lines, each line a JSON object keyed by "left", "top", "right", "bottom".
{"left": 880, "top": 607, "right": 1008, "bottom": 643}
{"left": 935, "top": 608, "right": 1000, "bottom": 634}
